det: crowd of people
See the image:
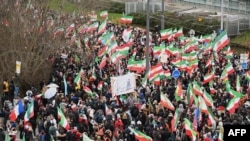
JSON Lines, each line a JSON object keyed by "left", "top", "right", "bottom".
{"left": 1, "top": 1, "right": 250, "bottom": 141}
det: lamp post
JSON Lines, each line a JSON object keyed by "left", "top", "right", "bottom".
{"left": 146, "top": 0, "right": 150, "bottom": 73}
{"left": 220, "top": 0, "right": 224, "bottom": 31}
{"left": 161, "top": 0, "right": 165, "bottom": 30}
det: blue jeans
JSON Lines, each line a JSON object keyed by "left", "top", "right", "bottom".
{"left": 14, "top": 86, "right": 19, "bottom": 98}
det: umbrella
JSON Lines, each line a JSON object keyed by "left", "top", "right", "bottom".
{"left": 44, "top": 87, "right": 57, "bottom": 99}
{"left": 47, "top": 83, "right": 59, "bottom": 88}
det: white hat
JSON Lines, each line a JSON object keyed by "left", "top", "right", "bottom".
{"left": 137, "top": 121, "right": 142, "bottom": 125}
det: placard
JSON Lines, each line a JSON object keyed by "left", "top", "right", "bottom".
{"left": 111, "top": 73, "right": 136, "bottom": 96}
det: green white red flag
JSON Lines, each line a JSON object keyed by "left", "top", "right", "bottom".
{"left": 74, "top": 69, "right": 84, "bottom": 85}
{"left": 183, "top": 118, "right": 197, "bottom": 141}
{"left": 119, "top": 16, "right": 133, "bottom": 24}
{"left": 171, "top": 109, "right": 180, "bottom": 132}
{"left": 198, "top": 96, "right": 208, "bottom": 114}
{"left": 226, "top": 97, "right": 241, "bottom": 114}
{"left": 193, "top": 81, "right": 203, "bottom": 96}
{"left": 213, "top": 31, "right": 230, "bottom": 52}
{"left": 98, "top": 20, "right": 107, "bottom": 35}
{"left": 83, "top": 86, "right": 94, "bottom": 97}
{"left": 128, "top": 127, "right": 153, "bottom": 141}
{"left": 203, "top": 90, "right": 214, "bottom": 108}
{"left": 100, "top": 10, "right": 108, "bottom": 18}
{"left": 24, "top": 101, "right": 34, "bottom": 123}
{"left": 218, "top": 127, "right": 224, "bottom": 141}
{"left": 57, "top": 107, "right": 70, "bottom": 130}
{"left": 160, "top": 93, "right": 175, "bottom": 111}
{"left": 127, "top": 59, "right": 146, "bottom": 74}
{"left": 203, "top": 69, "right": 215, "bottom": 84}
{"left": 160, "top": 28, "right": 172, "bottom": 40}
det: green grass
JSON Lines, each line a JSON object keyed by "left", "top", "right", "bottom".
{"left": 231, "top": 30, "right": 250, "bottom": 46}
{"left": 97, "top": 12, "right": 123, "bottom": 23}
{"left": 48, "top": 0, "right": 79, "bottom": 13}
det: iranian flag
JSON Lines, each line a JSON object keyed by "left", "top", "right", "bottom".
{"left": 98, "top": 45, "right": 108, "bottom": 57}
{"left": 198, "top": 96, "right": 208, "bottom": 114}
{"left": 184, "top": 41, "right": 198, "bottom": 53}
{"left": 207, "top": 107, "right": 216, "bottom": 130}
{"left": 160, "top": 70, "right": 171, "bottom": 79}
{"left": 226, "top": 97, "right": 241, "bottom": 114}
{"left": 97, "top": 81, "right": 103, "bottom": 91}
{"left": 175, "top": 81, "right": 183, "bottom": 101}
{"left": 98, "top": 20, "right": 107, "bottom": 35}
{"left": 100, "top": 10, "right": 108, "bottom": 18}
{"left": 153, "top": 45, "right": 165, "bottom": 57}
{"left": 111, "top": 51, "right": 121, "bottom": 64}
{"left": 160, "top": 93, "right": 175, "bottom": 111}
{"left": 199, "top": 34, "right": 212, "bottom": 43}
{"left": 171, "top": 58, "right": 182, "bottom": 65}
{"left": 225, "top": 62, "right": 234, "bottom": 75}
{"left": 227, "top": 89, "right": 243, "bottom": 98}
{"left": 203, "top": 90, "right": 214, "bottom": 107}
{"left": 148, "top": 63, "right": 163, "bottom": 82}
{"left": 128, "top": 127, "right": 153, "bottom": 141}
{"left": 83, "top": 86, "right": 94, "bottom": 97}
{"left": 218, "top": 127, "right": 224, "bottom": 141}
{"left": 127, "top": 59, "right": 146, "bottom": 74}
{"left": 183, "top": 118, "right": 197, "bottom": 141}
{"left": 181, "top": 52, "right": 197, "bottom": 61}
{"left": 24, "top": 101, "right": 34, "bottom": 123}
{"left": 160, "top": 28, "right": 172, "bottom": 40}
{"left": 87, "top": 22, "right": 99, "bottom": 32}
{"left": 213, "top": 31, "right": 230, "bottom": 52}
{"left": 74, "top": 69, "right": 84, "bottom": 85}
{"left": 57, "top": 107, "right": 70, "bottom": 130}
{"left": 174, "top": 27, "right": 183, "bottom": 38}
{"left": 193, "top": 81, "right": 203, "bottom": 96}
{"left": 99, "top": 56, "right": 107, "bottom": 69}
{"left": 108, "top": 40, "right": 118, "bottom": 53}
{"left": 171, "top": 109, "right": 180, "bottom": 132}
{"left": 167, "top": 45, "right": 179, "bottom": 56}
{"left": 122, "top": 28, "right": 132, "bottom": 42}
{"left": 203, "top": 69, "right": 215, "bottom": 84}
{"left": 116, "top": 43, "right": 130, "bottom": 53}
{"left": 78, "top": 24, "right": 88, "bottom": 34}
{"left": 119, "top": 16, "right": 133, "bottom": 24}
{"left": 225, "top": 50, "right": 233, "bottom": 59}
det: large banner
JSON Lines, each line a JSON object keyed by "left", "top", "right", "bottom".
{"left": 111, "top": 73, "right": 136, "bottom": 96}
{"left": 15, "top": 61, "right": 21, "bottom": 74}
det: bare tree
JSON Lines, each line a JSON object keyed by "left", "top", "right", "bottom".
{"left": 0, "top": 1, "right": 64, "bottom": 93}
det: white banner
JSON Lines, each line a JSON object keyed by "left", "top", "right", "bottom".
{"left": 111, "top": 73, "right": 136, "bottom": 96}
{"left": 16, "top": 61, "right": 21, "bottom": 74}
